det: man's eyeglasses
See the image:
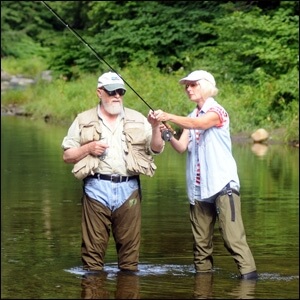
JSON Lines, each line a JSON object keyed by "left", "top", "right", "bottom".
{"left": 102, "top": 88, "right": 126, "bottom": 96}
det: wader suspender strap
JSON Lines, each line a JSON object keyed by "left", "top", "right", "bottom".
{"left": 137, "top": 176, "right": 142, "bottom": 201}
{"left": 226, "top": 183, "right": 235, "bottom": 222}
{"left": 217, "top": 184, "right": 239, "bottom": 221}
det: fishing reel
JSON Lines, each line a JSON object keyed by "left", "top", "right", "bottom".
{"left": 161, "top": 122, "right": 176, "bottom": 141}
{"left": 161, "top": 129, "right": 173, "bottom": 141}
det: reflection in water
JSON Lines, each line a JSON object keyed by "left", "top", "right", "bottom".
{"left": 115, "top": 271, "right": 140, "bottom": 299}
{"left": 79, "top": 266, "right": 258, "bottom": 300}
{"left": 81, "top": 270, "right": 140, "bottom": 299}
{"left": 193, "top": 273, "right": 213, "bottom": 299}
{"left": 42, "top": 196, "right": 52, "bottom": 240}
{"left": 228, "top": 279, "right": 257, "bottom": 299}
{"left": 251, "top": 143, "right": 269, "bottom": 157}
{"left": 193, "top": 273, "right": 257, "bottom": 299}
{"left": 75, "top": 265, "right": 298, "bottom": 300}
{"left": 81, "top": 271, "right": 110, "bottom": 299}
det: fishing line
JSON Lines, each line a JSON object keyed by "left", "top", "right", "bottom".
{"left": 41, "top": 1, "right": 175, "bottom": 138}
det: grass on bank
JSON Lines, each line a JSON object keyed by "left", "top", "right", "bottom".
{"left": 1, "top": 57, "right": 299, "bottom": 143}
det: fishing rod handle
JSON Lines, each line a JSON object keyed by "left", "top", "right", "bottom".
{"left": 163, "top": 121, "right": 176, "bottom": 135}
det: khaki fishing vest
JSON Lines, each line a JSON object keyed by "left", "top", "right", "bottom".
{"left": 72, "top": 106, "right": 157, "bottom": 180}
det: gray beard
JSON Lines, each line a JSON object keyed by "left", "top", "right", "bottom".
{"left": 102, "top": 101, "right": 122, "bottom": 115}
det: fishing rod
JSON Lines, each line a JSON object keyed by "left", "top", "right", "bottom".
{"left": 41, "top": 1, "right": 175, "bottom": 140}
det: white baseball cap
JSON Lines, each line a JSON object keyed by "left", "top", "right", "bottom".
{"left": 97, "top": 71, "right": 126, "bottom": 91}
{"left": 179, "top": 70, "right": 216, "bottom": 86}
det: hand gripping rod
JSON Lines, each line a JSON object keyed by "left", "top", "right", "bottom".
{"left": 41, "top": 1, "right": 175, "bottom": 139}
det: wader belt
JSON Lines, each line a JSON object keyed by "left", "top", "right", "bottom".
{"left": 218, "top": 183, "right": 240, "bottom": 222}
{"left": 85, "top": 174, "right": 139, "bottom": 183}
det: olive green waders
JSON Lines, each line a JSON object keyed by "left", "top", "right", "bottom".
{"left": 81, "top": 189, "right": 141, "bottom": 272}
{"left": 190, "top": 190, "right": 256, "bottom": 276}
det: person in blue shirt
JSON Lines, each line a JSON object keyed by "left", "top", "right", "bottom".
{"left": 154, "top": 70, "right": 257, "bottom": 280}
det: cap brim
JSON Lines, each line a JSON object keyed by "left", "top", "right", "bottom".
{"left": 179, "top": 77, "right": 198, "bottom": 84}
{"left": 103, "top": 83, "right": 126, "bottom": 91}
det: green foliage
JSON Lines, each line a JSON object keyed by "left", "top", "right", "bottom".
{"left": 2, "top": 1, "right": 298, "bottom": 81}
{"left": 1, "top": 56, "right": 47, "bottom": 76}
{"left": 213, "top": 3, "right": 299, "bottom": 82}
{"left": 23, "top": 73, "right": 98, "bottom": 124}
{"left": 88, "top": 1, "right": 220, "bottom": 72}
{"left": 3, "top": 60, "right": 298, "bottom": 142}
{"left": 1, "top": 1, "right": 298, "bottom": 142}
{"left": 1, "top": 89, "right": 32, "bottom": 106}
{"left": 1, "top": 1, "right": 50, "bottom": 57}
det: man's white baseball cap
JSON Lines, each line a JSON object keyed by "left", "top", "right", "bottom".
{"left": 179, "top": 70, "right": 216, "bottom": 86}
{"left": 97, "top": 71, "right": 126, "bottom": 91}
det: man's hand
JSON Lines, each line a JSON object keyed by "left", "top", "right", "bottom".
{"left": 153, "top": 109, "right": 170, "bottom": 122}
{"left": 147, "top": 110, "right": 161, "bottom": 128}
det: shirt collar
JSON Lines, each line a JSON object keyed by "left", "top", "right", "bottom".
{"left": 198, "top": 97, "right": 215, "bottom": 114}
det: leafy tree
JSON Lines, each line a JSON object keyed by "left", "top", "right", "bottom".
{"left": 1, "top": 1, "right": 43, "bottom": 57}
{"left": 87, "top": 1, "right": 221, "bottom": 71}
{"left": 211, "top": 2, "right": 299, "bottom": 81}
{"left": 3, "top": 1, "right": 297, "bottom": 81}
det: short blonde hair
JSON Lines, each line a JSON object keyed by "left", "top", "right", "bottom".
{"left": 198, "top": 79, "right": 218, "bottom": 100}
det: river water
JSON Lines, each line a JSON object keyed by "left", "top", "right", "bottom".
{"left": 1, "top": 116, "right": 299, "bottom": 299}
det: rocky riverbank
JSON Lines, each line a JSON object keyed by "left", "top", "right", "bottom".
{"left": 1, "top": 69, "right": 52, "bottom": 93}
{"left": 1, "top": 69, "right": 52, "bottom": 116}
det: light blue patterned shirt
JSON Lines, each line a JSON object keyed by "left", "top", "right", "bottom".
{"left": 186, "top": 97, "right": 240, "bottom": 204}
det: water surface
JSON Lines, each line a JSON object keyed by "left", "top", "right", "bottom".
{"left": 1, "top": 116, "right": 299, "bottom": 299}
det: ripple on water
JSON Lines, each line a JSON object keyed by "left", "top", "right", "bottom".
{"left": 65, "top": 264, "right": 299, "bottom": 282}
{"left": 65, "top": 263, "right": 195, "bottom": 278}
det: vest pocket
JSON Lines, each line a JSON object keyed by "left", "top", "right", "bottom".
{"left": 124, "top": 129, "right": 157, "bottom": 177}
{"left": 72, "top": 155, "right": 99, "bottom": 180}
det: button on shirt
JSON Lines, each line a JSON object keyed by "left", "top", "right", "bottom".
{"left": 97, "top": 110, "right": 128, "bottom": 175}
{"left": 186, "top": 98, "right": 240, "bottom": 204}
